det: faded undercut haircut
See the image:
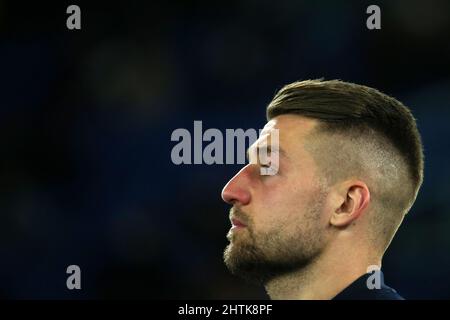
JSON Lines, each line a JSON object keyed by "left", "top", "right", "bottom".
{"left": 267, "top": 79, "right": 424, "bottom": 253}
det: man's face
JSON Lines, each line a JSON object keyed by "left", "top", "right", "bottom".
{"left": 221, "top": 115, "right": 330, "bottom": 284}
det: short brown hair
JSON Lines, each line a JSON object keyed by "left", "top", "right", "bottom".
{"left": 267, "top": 79, "right": 424, "bottom": 251}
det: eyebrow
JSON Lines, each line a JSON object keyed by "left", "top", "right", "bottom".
{"left": 246, "top": 145, "right": 287, "bottom": 162}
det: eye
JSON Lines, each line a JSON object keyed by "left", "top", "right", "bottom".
{"left": 259, "top": 164, "right": 278, "bottom": 177}
{"left": 260, "top": 162, "right": 271, "bottom": 168}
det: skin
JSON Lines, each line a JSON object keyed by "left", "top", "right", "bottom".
{"left": 221, "top": 114, "right": 382, "bottom": 300}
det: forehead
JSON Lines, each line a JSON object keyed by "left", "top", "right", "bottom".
{"left": 259, "top": 114, "right": 318, "bottom": 148}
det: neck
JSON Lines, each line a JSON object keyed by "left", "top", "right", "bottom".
{"left": 264, "top": 245, "right": 382, "bottom": 300}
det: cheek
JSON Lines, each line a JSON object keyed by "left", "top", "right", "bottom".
{"left": 252, "top": 181, "right": 315, "bottom": 232}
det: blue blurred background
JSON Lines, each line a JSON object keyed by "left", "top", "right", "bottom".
{"left": 0, "top": 0, "right": 449, "bottom": 299}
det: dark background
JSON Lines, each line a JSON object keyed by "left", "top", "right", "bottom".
{"left": 1, "top": 0, "right": 449, "bottom": 299}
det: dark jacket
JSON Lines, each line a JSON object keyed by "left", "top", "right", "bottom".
{"left": 332, "top": 271, "right": 404, "bottom": 300}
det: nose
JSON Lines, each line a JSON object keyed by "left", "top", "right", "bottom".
{"left": 221, "top": 165, "right": 252, "bottom": 206}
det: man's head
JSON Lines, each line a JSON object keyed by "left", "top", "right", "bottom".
{"left": 221, "top": 79, "right": 424, "bottom": 285}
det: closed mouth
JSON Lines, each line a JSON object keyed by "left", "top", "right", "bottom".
{"left": 231, "top": 217, "right": 247, "bottom": 228}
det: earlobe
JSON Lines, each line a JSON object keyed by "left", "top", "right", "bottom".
{"left": 330, "top": 182, "right": 370, "bottom": 228}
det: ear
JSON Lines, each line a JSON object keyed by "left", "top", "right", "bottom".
{"left": 330, "top": 180, "right": 371, "bottom": 228}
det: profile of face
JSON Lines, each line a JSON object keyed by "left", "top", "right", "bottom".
{"left": 221, "top": 115, "right": 331, "bottom": 284}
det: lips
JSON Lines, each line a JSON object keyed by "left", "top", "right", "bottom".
{"left": 231, "top": 217, "right": 247, "bottom": 228}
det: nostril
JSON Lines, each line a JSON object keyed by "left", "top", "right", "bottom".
{"left": 221, "top": 166, "right": 251, "bottom": 205}
{"left": 221, "top": 186, "right": 250, "bottom": 206}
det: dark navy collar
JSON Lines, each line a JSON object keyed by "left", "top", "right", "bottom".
{"left": 332, "top": 270, "right": 404, "bottom": 300}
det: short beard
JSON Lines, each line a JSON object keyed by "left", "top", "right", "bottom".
{"left": 223, "top": 196, "right": 326, "bottom": 285}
